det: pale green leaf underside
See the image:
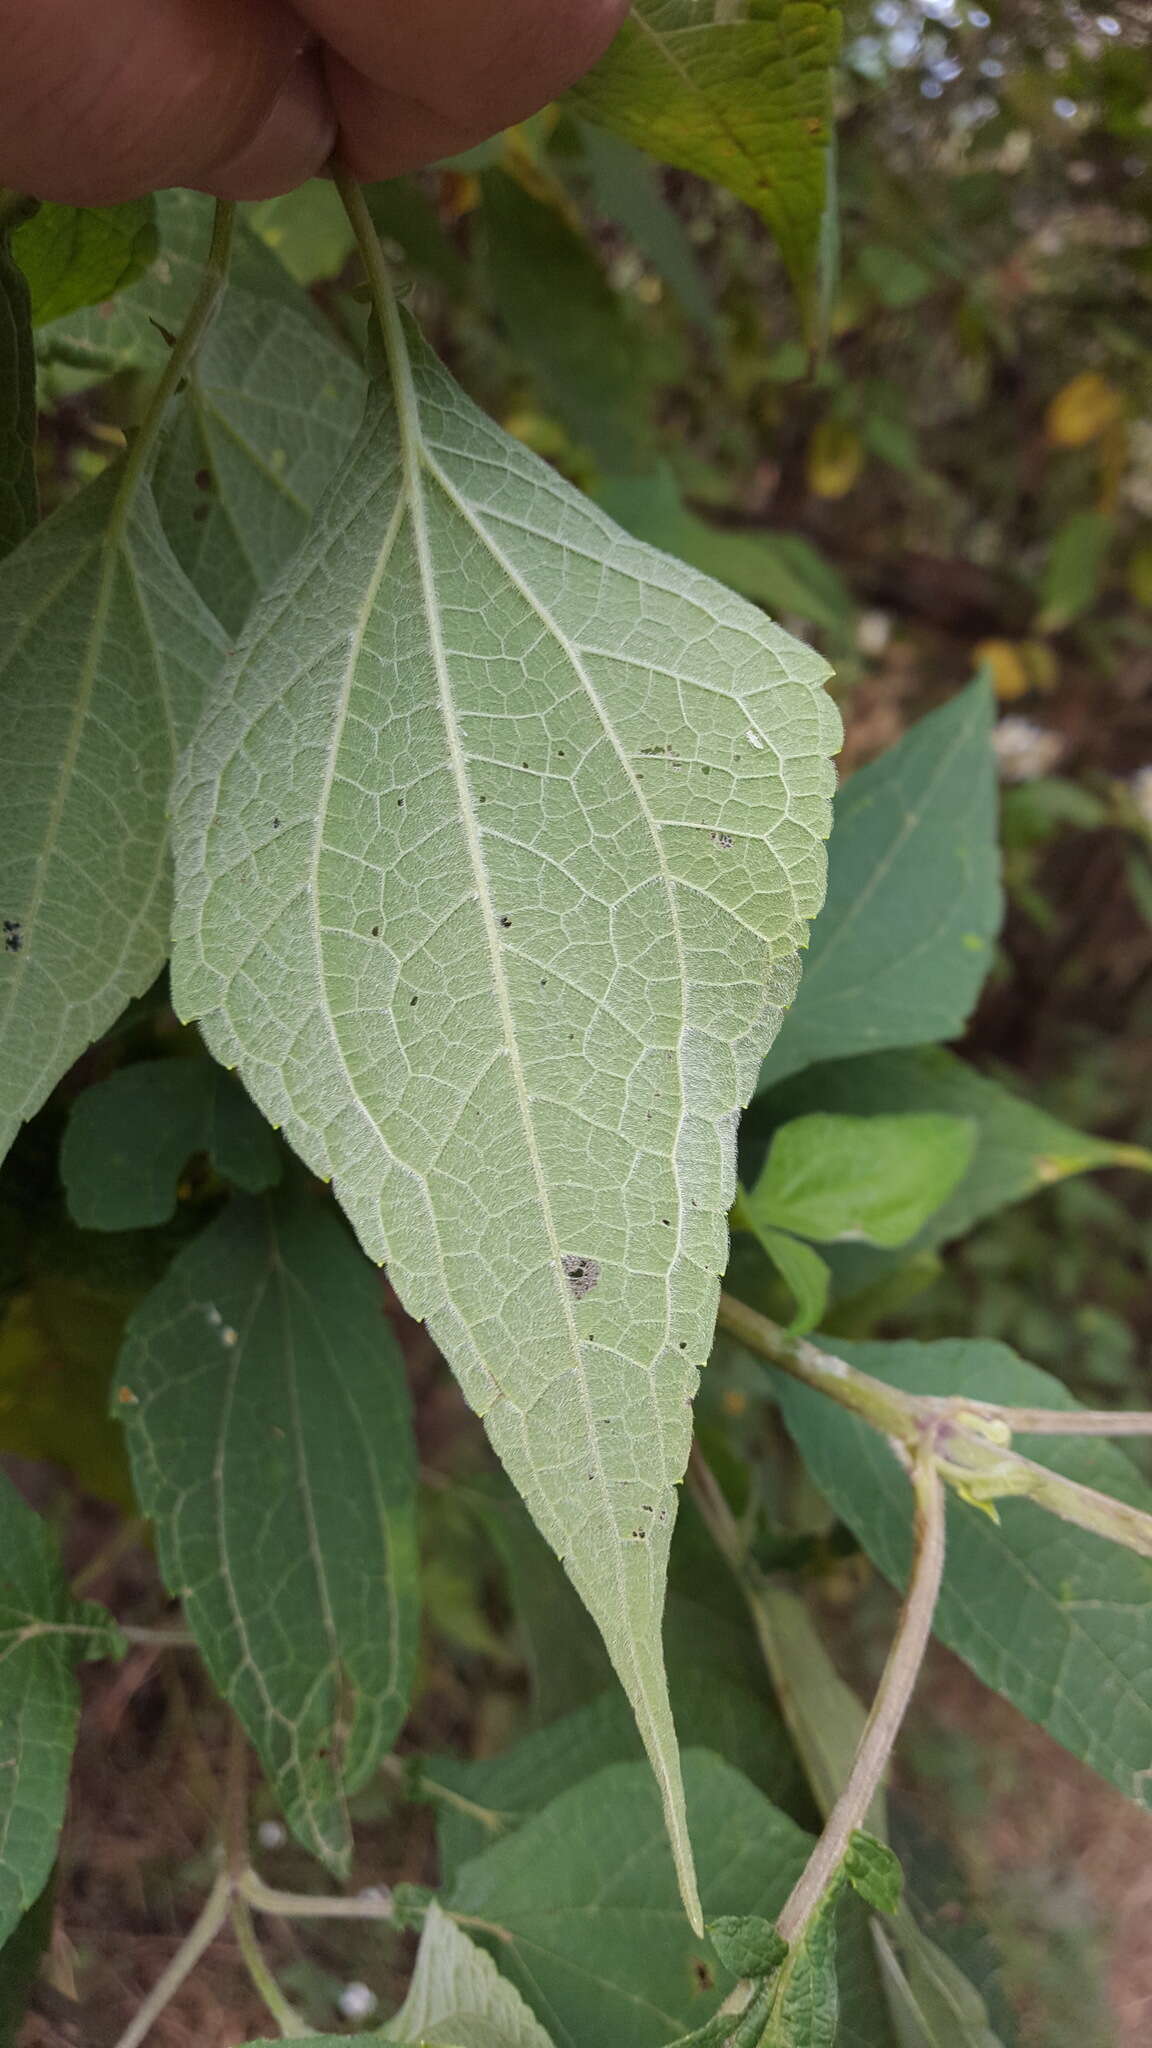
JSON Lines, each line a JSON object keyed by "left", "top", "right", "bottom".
{"left": 173, "top": 307, "right": 838, "bottom": 1922}
{"left": 0, "top": 1470, "right": 118, "bottom": 1945}
{"left": 116, "top": 1195, "right": 420, "bottom": 1872}
{"left": 39, "top": 191, "right": 367, "bottom": 637}
{"left": 381, "top": 1900, "right": 558, "bottom": 2047}
{"left": 0, "top": 470, "right": 226, "bottom": 1162}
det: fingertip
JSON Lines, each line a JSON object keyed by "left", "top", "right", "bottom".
{"left": 200, "top": 48, "right": 335, "bottom": 200}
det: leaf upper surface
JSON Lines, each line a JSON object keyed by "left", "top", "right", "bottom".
{"left": 775, "top": 1338, "right": 1152, "bottom": 1809}
{"left": 447, "top": 1752, "right": 812, "bottom": 2048}
{"left": 756, "top": 679, "right": 1001, "bottom": 1091}
{"left": 570, "top": 0, "right": 842, "bottom": 333}
{"left": 116, "top": 1194, "right": 420, "bottom": 1871}
{"left": 0, "top": 1471, "right": 118, "bottom": 1946}
{"left": 13, "top": 198, "right": 156, "bottom": 325}
{"left": 0, "top": 471, "right": 226, "bottom": 1163}
{"left": 61, "top": 1055, "right": 282, "bottom": 1230}
{"left": 172, "top": 302, "right": 838, "bottom": 1919}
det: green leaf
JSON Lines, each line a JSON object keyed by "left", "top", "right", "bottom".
{"left": 1038, "top": 509, "right": 1113, "bottom": 631}
{"left": 380, "top": 1898, "right": 558, "bottom": 2046}
{"left": 0, "top": 196, "right": 38, "bottom": 561}
{"left": 761, "top": 1883, "right": 841, "bottom": 2048}
{"left": 481, "top": 169, "right": 653, "bottom": 469}
{"left": 0, "top": 1875, "right": 55, "bottom": 2047}
{"left": 745, "top": 1112, "right": 976, "bottom": 1247}
{"left": 750, "top": 1046, "right": 1150, "bottom": 1308}
{"left": 757, "top": 680, "right": 1001, "bottom": 1090}
{"left": 13, "top": 198, "right": 156, "bottom": 325}
{"left": 596, "top": 465, "right": 855, "bottom": 637}
{"left": 40, "top": 191, "right": 367, "bottom": 637}
{"left": 115, "top": 1192, "right": 420, "bottom": 1873}
{"left": 872, "top": 1922, "right": 1006, "bottom": 2048}
{"left": 750, "top": 1224, "right": 831, "bottom": 1333}
{"left": 0, "top": 1469, "right": 118, "bottom": 1946}
{"left": 172, "top": 291, "right": 839, "bottom": 1924}
{"left": 576, "top": 124, "right": 715, "bottom": 330}
{"left": 365, "top": 181, "right": 470, "bottom": 293}
{"left": 775, "top": 1338, "right": 1152, "bottom": 1809}
{"left": 0, "top": 467, "right": 226, "bottom": 1166}
{"left": 707, "top": 1914, "right": 788, "bottom": 1978}
{"left": 61, "top": 1055, "right": 281, "bottom": 1229}
{"left": 245, "top": 182, "right": 356, "bottom": 285}
{"left": 570, "top": 0, "right": 842, "bottom": 338}
{"left": 433, "top": 1638, "right": 803, "bottom": 1888}
{"left": 844, "top": 1832, "right": 901, "bottom": 1915}
{"left": 448, "top": 1752, "right": 813, "bottom": 2047}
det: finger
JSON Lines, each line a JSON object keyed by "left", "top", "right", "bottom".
{"left": 296, "top": 0, "right": 628, "bottom": 180}
{"left": 1, "top": 0, "right": 332, "bottom": 206}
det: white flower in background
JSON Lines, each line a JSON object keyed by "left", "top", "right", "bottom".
{"left": 855, "top": 609, "right": 892, "bottom": 656}
{"left": 338, "top": 1981, "right": 379, "bottom": 2020}
{"left": 992, "top": 716, "right": 1065, "bottom": 781}
{"left": 256, "top": 1819, "right": 286, "bottom": 1850}
{"left": 1131, "top": 765, "right": 1152, "bottom": 828}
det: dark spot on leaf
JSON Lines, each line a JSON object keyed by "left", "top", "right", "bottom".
{"left": 499, "top": 915, "right": 512, "bottom": 929}
{"left": 192, "top": 504, "right": 209, "bottom": 523}
{"left": 272, "top": 817, "right": 280, "bottom": 829}
{"left": 409, "top": 995, "right": 418, "bottom": 1006}
{"left": 3, "top": 919, "right": 22, "bottom": 953}
{"left": 562, "top": 1253, "right": 600, "bottom": 1298}
{"left": 371, "top": 925, "right": 380, "bottom": 938}
{"left": 711, "top": 832, "right": 733, "bottom": 849}
{"left": 692, "top": 1959, "right": 715, "bottom": 1992}
{"left": 194, "top": 468, "right": 212, "bottom": 491}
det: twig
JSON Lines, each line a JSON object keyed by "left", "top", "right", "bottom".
{"left": 240, "top": 1870, "right": 397, "bottom": 1922}
{"left": 110, "top": 1869, "right": 231, "bottom": 2048}
{"left": 110, "top": 199, "right": 235, "bottom": 528}
{"left": 716, "top": 1292, "right": 1152, "bottom": 1561}
{"left": 380, "top": 1752, "right": 509, "bottom": 1833}
{"left": 230, "top": 1896, "right": 311, "bottom": 2037}
{"left": 775, "top": 1455, "right": 946, "bottom": 1945}
{"left": 70, "top": 1516, "right": 147, "bottom": 1597}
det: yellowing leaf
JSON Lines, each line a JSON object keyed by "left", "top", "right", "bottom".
{"left": 974, "top": 639, "right": 1030, "bottom": 702}
{"left": 806, "top": 420, "right": 864, "bottom": 499}
{"left": 1045, "top": 371, "right": 1124, "bottom": 448}
{"left": 570, "top": 0, "right": 842, "bottom": 341}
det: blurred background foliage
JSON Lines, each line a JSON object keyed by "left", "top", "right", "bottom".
{"left": 9, "top": 1, "right": 1152, "bottom": 2041}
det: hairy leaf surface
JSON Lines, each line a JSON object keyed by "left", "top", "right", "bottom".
{"left": 570, "top": 0, "right": 842, "bottom": 334}
{"left": 61, "top": 1055, "right": 281, "bottom": 1230}
{"left": 116, "top": 1194, "right": 420, "bottom": 1871}
{"left": 0, "top": 1472, "right": 118, "bottom": 1946}
{"left": 776, "top": 1339, "right": 1152, "bottom": 1808}
{"left": 757, "top": 680, "right": 1001, "bottom": 1090}
{"left": 173, "top": 300, "right": 838, "bottom": 1919}
{"left": 0, "top": 471, "right": 226, "bottom": 1164}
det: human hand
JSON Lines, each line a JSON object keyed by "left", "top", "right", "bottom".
{"left": 2, "top": 0, "right": 628, "bottom": 206}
